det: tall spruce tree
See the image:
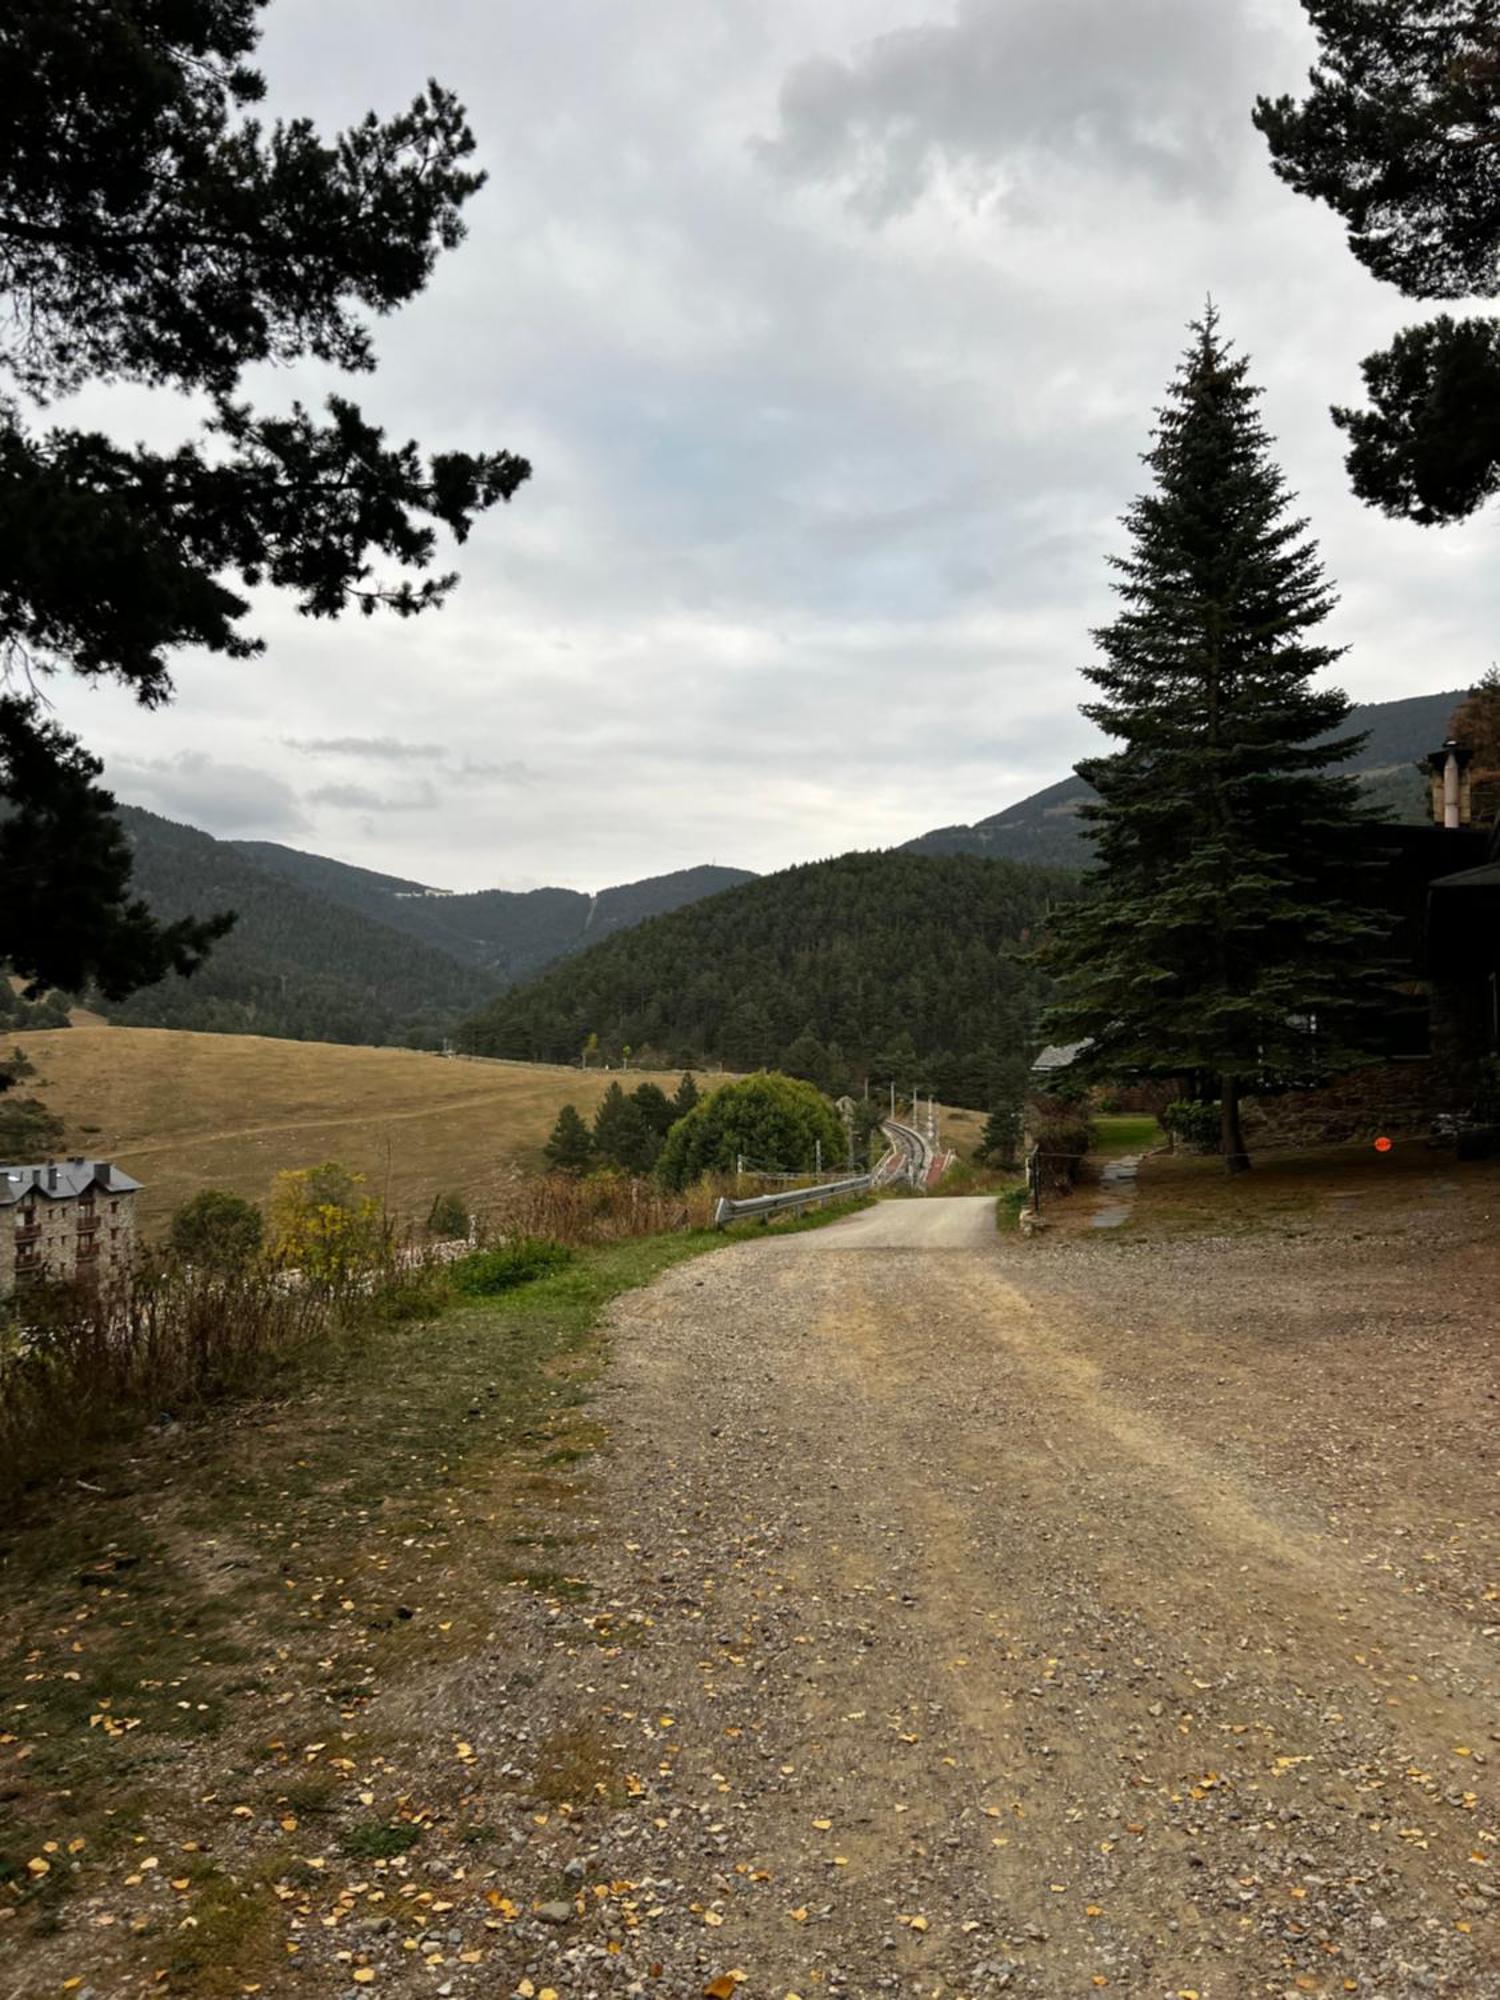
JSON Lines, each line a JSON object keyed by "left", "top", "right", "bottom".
{"left": 591, "top": 1082, "right": 658, "bottom": 1174}
{"left": 543, "top": 1103, "right": 594, "bottom": 1176}
{"left": 1041, "top": 310, "right": 1390, "bottom": 1172}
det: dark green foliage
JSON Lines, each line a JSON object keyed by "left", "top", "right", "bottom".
{"left": 459, "top": 851, "right": 1069, "bottom": 1110}
{"left": 104, "top": 807, "right": 495, "bottom": 1044}
{"left": 591, "top": 1082, "right": 659, "bottom": 1174}
{"left": 543, "top": 1104, "right": 595, "bottom": 1176}
{"left": 0, "top": 1044, "right": 64, "bottom": 1155}
{"left": 1040, "top": 313, "right": 1393, "bottom": 1169}
{"left": 339, "top": 1823, "right": 424, "bottom": 1862}
{"left": 630, "top": 1082, "right": 677, "bottom": 1138}
{"left": 0, "top": 0, "right": 527, "bottom": 992}
{"left": 1253, "top": 4, "right": 1498, "bottom": 300}
{"left": 1254, "top": 3, "right": 1500, "bottom": 525}
{"left": 450, "top": 1238, "right": 573, "bottom": 1295}
{"left": 1333, "top": 315, "right": 1500, "bottom": 524}
{"left": 781, "top": 1027, "right": 831, "bottom": 1089}
{"left": 1162, "top": 1100, "right": 1223, "bottom": 1154}
{"left": 656, "top": 1073, "right": 847, "bottom": 1190}
{"left": 426, "top": 1190, "right": 471, "bottom": 1241}
{"left": 672, "top": 1073, "right": 701, "bottom": 1120}
{"left": 977, "top": 1054, "right": 1030, "bottom": 1168}
{"left": 1, "top": 702, "right": 233, "bottom": 999}
{"left": 168, "top": 1189, "right": 264, "bottom": 1271}
{"left": 0, "top": 984, "right": 71, "bottom": 1034}
{"left": 976, "top": 1106, "right": 1021, "bottom": 1170}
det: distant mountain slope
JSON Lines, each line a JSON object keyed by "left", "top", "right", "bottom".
{"left": 231, "top": 840, "right": 757, "bottom": 984}
{"left": 459, "top": 850, "right": 1079, "bottom": 1109}
{"left": 111, "top": 808, "right": 497, "bottom": 1046}
{"left": 905, "top": 688, "right": 1464, "bottom": 870}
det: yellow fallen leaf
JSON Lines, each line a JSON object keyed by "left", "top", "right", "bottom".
{"left": 909, "top": 1914, "right": 929, "bottom": 1933}
{"left": 353, "top": 1973, "right": 376, "bottom": 1987}
{"left": 704, "top": 1980, "right": 738, "bottom": 2000}
{"left": 26, "top": 1857, "right": 49, "bottom": 1876}
{"left": 702, "top": 1909, "right": 724, "bottom": 1927}
{"left": 811, "top": 1817, "right": 832, "bottom": 1830}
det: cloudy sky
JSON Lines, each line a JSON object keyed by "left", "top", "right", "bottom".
{"left": 52, "top": 0, "right": 1500, "bottom": 891}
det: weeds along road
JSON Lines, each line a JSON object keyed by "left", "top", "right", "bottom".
{"left": 527, "top": 1194, "right": 1499, "bottom": 1999}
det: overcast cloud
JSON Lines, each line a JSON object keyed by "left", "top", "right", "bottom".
{"left": 51, "top": 0, "right": 1500, "bottom": 891}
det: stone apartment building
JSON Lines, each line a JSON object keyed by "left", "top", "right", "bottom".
{"left": 0, "top": 1159, "right": 142, "bottom": 1293}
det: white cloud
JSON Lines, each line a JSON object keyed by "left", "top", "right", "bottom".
{"left": 43, "top": 0, "right": 1500, "bottom": 892}
{"left": 105, "top": 751, "right": 310, "bottom": 839}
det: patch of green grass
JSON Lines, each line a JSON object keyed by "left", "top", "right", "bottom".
{"left": 451, "top": 1236, "right": 575, "bottom": 1295}
{"left": 1092, "top": 1114, "right": 1163, "bottom": 1156}
{"left": 339, "top": 1820, "right": 423, "bottom": 1860}
{"left": 996, "top": 1186, "right": 1030, "bottom": 1229}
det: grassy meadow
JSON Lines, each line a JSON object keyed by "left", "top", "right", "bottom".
{"left": 12, "top": 1028, "right": 708, "bottom": 1233}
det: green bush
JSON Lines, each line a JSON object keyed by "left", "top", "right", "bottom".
{"left": 996, "top": 1186, "right": 1030, "bottom": 1228}
{"left": 656, "top": 1072, "right": 846, "bottom": 1190}
{"left": 168, "top": 1189, "right": 264, "bottom": 1271}
{"left": 1162, "top": 1099, "right": 1221, "bottom": 1153}
{"left": 450, "top": 1237, "right": 574, "bottom": 1296}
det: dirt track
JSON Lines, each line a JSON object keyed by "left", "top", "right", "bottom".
{"left": 513, "top": 1193, "right": 1499, "bottom": 1999}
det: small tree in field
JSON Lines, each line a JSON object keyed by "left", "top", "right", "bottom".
{"left": 1041, "top": 310, "right": 1391, "bottom": 1172}
{"left": 592, "top": 1083, "right": 658, "bottom": 1173}
{"left": 268, "top": 1162, "right": 384, "bottom": 1284}
{"left": 672, "top": 1072, "right": 701, "bottom": 1120}
{"left": 630, "top": 1082, "right": 677, "bottom": 1138}
{"left": 169, "top": 1188, "right": 264, "bottom": 1271}
{"left": 976, "top": 1105, "right": 1021, "bottom": 1171}
{"left": 544, "top": 1104, "right": 595, "bottom": 1175}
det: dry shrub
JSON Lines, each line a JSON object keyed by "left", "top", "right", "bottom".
{"left": 1026, "top": 1096, "right": 1094, "bottom": 1195}
{"left": 480, "top": 1169, "right": 721, "bottom": 1246}
{"left": 0, "top": 1244, "right": 449, "bottom": 1496}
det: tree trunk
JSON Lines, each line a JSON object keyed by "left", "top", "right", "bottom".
{"left": 1221, "top": 1074, "right": 1251, "bottom": 1174}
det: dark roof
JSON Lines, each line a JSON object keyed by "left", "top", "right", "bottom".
{"left": 0, "top": 1160, "right": 143, "bottom": 1207}
{"left": 1431, "top": 861, "right": 1500, "bottom": 892}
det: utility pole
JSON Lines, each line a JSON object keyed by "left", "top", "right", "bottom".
{"left": 815, "top": 1139, "right": 822, "bottom": 1176}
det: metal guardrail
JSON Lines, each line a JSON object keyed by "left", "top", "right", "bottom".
{"left": 712, "top": 1172, "right": 874, "bottom": 1228}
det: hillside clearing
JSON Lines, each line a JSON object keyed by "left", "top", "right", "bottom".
{"left": 11, "top": 1029, "right": 706, "bottom": 1230}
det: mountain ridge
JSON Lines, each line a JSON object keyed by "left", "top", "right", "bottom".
{"left": 902, "top": 687, "right": 1464, "bottom": 870}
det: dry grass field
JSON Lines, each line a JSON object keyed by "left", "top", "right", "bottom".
{"left": 12, "top": 1027, "right": 708, "bottom": 1232}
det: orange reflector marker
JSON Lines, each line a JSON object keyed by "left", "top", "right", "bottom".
{"left": 1374, "top": 1136, "right": 1393, "bottom": 1153}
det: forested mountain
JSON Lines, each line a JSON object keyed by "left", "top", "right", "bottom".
{"left": 110, "top": 808, "right": 497, "bottom": 1045}
{"left": 230, "top": 840, "right": 756, "bottom": 983}
{"left": 458, "top": 851, "right": 1078, "bottom": 1108}
{"left": 905, "top": 688, "right": 1464, "bottom": 870}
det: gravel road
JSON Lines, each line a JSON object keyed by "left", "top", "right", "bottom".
{"left": 441, "top": 1190, "right": 1498, "bottom": 2000}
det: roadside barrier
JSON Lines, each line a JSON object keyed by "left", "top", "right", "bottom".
{"left": 711, "top": 1173, "right": 874, "bottom": 1228}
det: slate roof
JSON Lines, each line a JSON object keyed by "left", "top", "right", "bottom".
{"left": 1031, "top": 1040, "right": 1090, "bottom": 1073}
{"left": 0, "top": 1160, "right": 143, "bottom": 1206}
